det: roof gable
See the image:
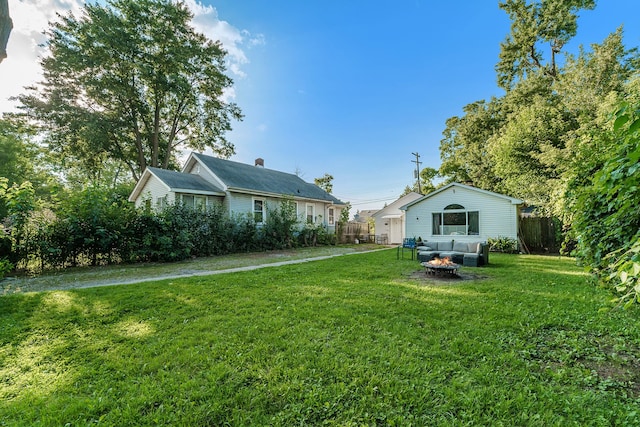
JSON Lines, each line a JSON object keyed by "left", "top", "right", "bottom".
{"left": 128, "top": 167, "right": 225, "bottom": 202}
{"left": 401, "top": 182, "right": 523, "bottom": 210}
{"left": 372, "top": 192, "right": 422, "bottom": 218}
{"left": 147, "top": 167, "right": 225, "bottom": 195}
{"left": 192, "top": 153, "right": 345, "bottom": 204}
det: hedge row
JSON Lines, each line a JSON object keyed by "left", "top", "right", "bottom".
{"left": 0, "top": 186, "right": 336, "bottom": 273}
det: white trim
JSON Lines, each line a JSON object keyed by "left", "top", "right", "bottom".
{"left": 432, "top": 209, "right": 480, "bottom": 236}
{"left": 253, "top": 197, "right": 266, "bottom": 224}
{"left": 228, "top": 187, "right": 343, "bottom": 205}
{"left": 172, "top": 188, "right": 225, "bottom": 196}
{"left": 305, "top": 203, "right": 315, "bottom": 223}
{"left": 128, "top": 168, "right": 172, "bottom": 202}
{"left": 401, "top": 183, "right": 523, "bottom": 211}
{"left": 186, "top": 153, "right": 228, "bottom": 190}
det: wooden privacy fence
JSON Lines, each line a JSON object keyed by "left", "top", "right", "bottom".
{"left": 519, "top": 217, "right": 562, "bottom": 254}
{"left": 338, "top": 222, "right": 371, "bottom": 244}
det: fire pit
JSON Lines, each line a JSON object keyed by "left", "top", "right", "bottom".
{"left": 422, "top": 257, "right": 460, "bottom": 277}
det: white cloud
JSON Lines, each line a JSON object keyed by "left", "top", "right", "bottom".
{"left": 0, "top": 0, "right": 261, "bottom": 113}
{"left": 0, "top": 0, "right": 84, "bottom": 113}
{"left": 183, "top": 0, "right": 265, "bottom": 80}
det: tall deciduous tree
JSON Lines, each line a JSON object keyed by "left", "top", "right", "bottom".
{"left": 496, "top": 0, "right": 595, "bottom": 90}
{"left": 439, "top": 99, "right": 506, "bottom": 193}
{"left": 0, "top": 116, "right": 57, "bottom": 205}
{"left": 19, "top": 0, "right": 242, "bottom": 181}
{"left": 440, "top": 1, "right": 638, "bottom": 218}
{"left": 0, "top": 0, "right": 11, "bottom": 63}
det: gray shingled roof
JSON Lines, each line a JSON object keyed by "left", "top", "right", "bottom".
{"left": 193, "top": 153, "right": 345, "bottom": 205}
{"left": 148, "top": 167, "right": 224, "bottom": 194}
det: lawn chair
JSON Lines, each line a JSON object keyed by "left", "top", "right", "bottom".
{"left": 397, "top": 237, "right": 417, "bottom": 260}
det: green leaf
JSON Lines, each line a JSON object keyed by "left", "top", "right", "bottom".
{"left": 613, "top": 114, "right": 629, "bottom": 131}
{"left": 620, "top": 271, "right": 628, "bottom": 283}
{"left": 629, "top": 147, "right": 640, "bottom": 163}
{"left": 628, "top": 118, "right": 640, "bottom": 135}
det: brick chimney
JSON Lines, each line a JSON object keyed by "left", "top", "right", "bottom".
{"left": 255, "top": 158, "right": 264, "bottom": 167}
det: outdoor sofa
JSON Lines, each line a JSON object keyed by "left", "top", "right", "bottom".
{"left": 416, "top": 240, "right": 489, "bottom": 267}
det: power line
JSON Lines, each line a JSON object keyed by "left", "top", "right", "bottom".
{"left": 335, "top": 196, "right": 399, "bottom": 206}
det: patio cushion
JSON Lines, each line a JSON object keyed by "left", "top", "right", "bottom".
{"left": 468, "top": 242, "right": 481, "bottom": 253}
{"left": 436, "top": 241, "right": 453, "bottom": 251}
{"left": 453, "top": 241, "right": 468, "bottom": 252}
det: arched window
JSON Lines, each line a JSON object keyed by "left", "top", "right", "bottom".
{"left": 432, "top": 205, "right": 479, "bottom": 236}
{"left": 445, "top": 204, "right": 464, "bottom": 210}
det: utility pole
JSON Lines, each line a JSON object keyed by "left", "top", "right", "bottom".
{"left": 411, "top": 152, "right": 422, "bottom": 194}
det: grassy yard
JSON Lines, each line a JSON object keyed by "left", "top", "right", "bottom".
{"left": 0, "top": 245, "right": 381, "bottom": 294}
{"left": 1, "top": 249, "right": 639, "bottom": 426}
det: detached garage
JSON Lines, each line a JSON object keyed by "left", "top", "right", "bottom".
{"left": 401, "top": 182, "right": 523, "bottom": 244}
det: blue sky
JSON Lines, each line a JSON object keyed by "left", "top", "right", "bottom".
{"left": 2, "top": 1, "right": 640, "bottom": 214}
{"left": 212, "top": 1, "right": 640, "bottom": 213}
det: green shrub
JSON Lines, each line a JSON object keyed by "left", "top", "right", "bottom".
{"left": 261, "top": 198, "right": 299, "bottom": 250}
{"left": 1, "top": 182, "right": 340, "bottom": 270}
{"left": 487, "top": 236, "right": 518, "bottom": 253}
{"left": 601, "top": 235, "right": 640, "bottom": 308}
{"left": 0, "top": 257, "right": 12, "bottom": 279}
{"left": 571, "top": 102, "right": 640, "bottom": 304}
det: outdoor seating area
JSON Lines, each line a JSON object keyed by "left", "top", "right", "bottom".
{"left": 376, "top": 234, "right": 389, "bottom": 245}
{"left": 416, "top": 240, "right": 489, "bottom": 267}
{"left": 397, "top": 237, "right": 417, "bottom": 259}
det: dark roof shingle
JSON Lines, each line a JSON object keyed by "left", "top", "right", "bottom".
{"left": 148, "top": 167, "right": 224, "bottom": 194}
{"left": 193, "top": 153, "right": 344, "bottom": 204}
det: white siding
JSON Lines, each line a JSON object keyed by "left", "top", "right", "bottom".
{"left": 405, "top": 186, "right": 519, "bottom": 243}
{"left": 134, "top": 174, "right": 172, "bottom": 209}
{"left": 228, "top": 192, "right": 338, "bottom": 229}
{"left": 185, "top": 161, "right": 226, "bottom": 189}
{"left": 227, "top": 193, "right": 253, "bottom": 218}
{"left": 372, "top": 192, "right": 422, "bottom": 244}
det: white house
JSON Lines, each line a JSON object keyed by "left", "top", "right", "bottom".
{"left": 372, "top": 192, "right": 422, "bottom": 245}
{"left": 128, "top": 153, "right": 346, "bottom": 232}
{"left": 401, "top": 183, "right": 523, "bottom": 244}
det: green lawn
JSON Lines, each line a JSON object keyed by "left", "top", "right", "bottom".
{"left": 1, "top": 249, "right": 639, "bottom": 426}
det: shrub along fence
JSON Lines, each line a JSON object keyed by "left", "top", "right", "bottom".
{"left": 0, "top": 188, "right": 339, "bottom": 274}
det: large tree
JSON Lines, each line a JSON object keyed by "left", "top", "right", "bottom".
{"left": 0, "top": 0, "right": 11, "bottom": 63}
{"left": 0, "top": 116, "right": 57, "bottom": 192}
{"left": 496, "top": 0, "right": 595, "bottom": 89}
{"left": 439, "top": 0, "right": 638, "bottom": 215}
{"left": 19, "top": 0, "right": 242, "bottom": 181}
{"left": 439, "top": 99, "right": 506, "bottom": 192}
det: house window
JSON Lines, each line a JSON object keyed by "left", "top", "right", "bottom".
{"left": 182, "top": 194, "right": 194, "bottom": 208}
{"left": 156, "top": 195, "right": 168, "bottom": 209}
{"left": 253, "top": 198, "right": 265, "bottom": 223}
{"left": 180, "top": 194, "right": 207, "bottom": 210}
{"left": 432, "top": 204, "right": 479, "bottom": 235}
{"left": 194, "top": 195, "right": 206, "bottom": 210}
{"left": 306, "top": 204, "right": 315, "bottom": 223}
{"left": 328, "top": 208, "right": 335, "bottom": 226}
